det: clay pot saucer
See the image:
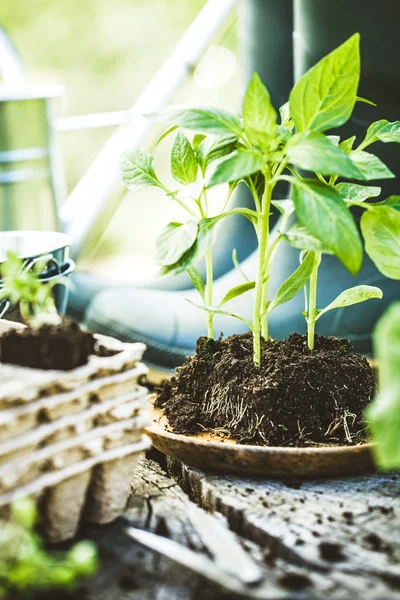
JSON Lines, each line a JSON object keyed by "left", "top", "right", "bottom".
{"left": 146, "top": 397, "right": 376, "bottom": 478}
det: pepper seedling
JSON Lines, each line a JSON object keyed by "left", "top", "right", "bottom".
{"left": 121, "top": 33, "right": 400, "bottom": 366}
{"left": 0, "top": 252, "right": 63, "bottom": 326}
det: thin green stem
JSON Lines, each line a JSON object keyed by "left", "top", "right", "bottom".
{"left": 205, "top": 250, "right": 214, "bottom": 338}
{"left": 253, "top": 181, "right": 272, "bottom": 366}
{"left": 307, "top": 253, "right": 321, "bottom": 350}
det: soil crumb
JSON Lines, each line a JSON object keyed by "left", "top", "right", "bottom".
{"left": 156, "top": 333, "right": 375, "bottom": 447}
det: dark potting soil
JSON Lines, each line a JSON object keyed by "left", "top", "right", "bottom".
{"left": 156, "top": 333, "right": 375, "bottom": 447}
{"left": 0, "top": 321, "right": 99, "bottom": 370}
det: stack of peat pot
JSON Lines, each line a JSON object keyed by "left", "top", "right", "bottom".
{"left": 0, "top": 321, "right": 150, "bottom": 542}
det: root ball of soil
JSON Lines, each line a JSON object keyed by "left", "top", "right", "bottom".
{"left": 156, "top": 333, "right": 375, "bottom": 447}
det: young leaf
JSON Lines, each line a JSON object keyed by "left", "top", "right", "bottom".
{"left": 284, "top": 222, "right": 333, "bottom": 254}
{"left": 375, "top": 195, "right": 400, "bottom": 209}
{"left": 155, "top": 125, "right": 178, "bottom": 146}
{"left": 120, "top": 149, "right": 161, "bottom": 192}
{"left": 327, "top": 135, "right": 340, "bottom": 146}
{"left": 362, "top": 120, "right": 389, "bottom": 146}
{"left": 156, "top": 221, "right": 198, "bottom": 267}
{"left": 317, "top": 285, "right": 383, "bottom": 319}
{"left": 335, "top": 182, "right": 381, "bottom": 204}
{"left": 271, "top": 199, "right": 295, "bottom": 219}
{"left": 268, "top": 251, "right": 318, "bottom": 313}
{"left": 339, "top": 135, "right": 356, "bottom": 154}
{"left": 292, "top": 179, "right": 363, "bottom": 275}
{"left": 279, "top": 102, "right": 290, "bottom": 125}
{"left": 376, "top": 121, "right": 400, "bottom": 143}
{"left": 361, "top": 207, "right": 400, "bottom": 279}
{"left": 187, "top": 266, "right": 205, "bottom": 302}
{"left": 192, "top": 133, "right": 206, "bottom": 149}
{"left": 171, "top": 131, "right": 198, "bottom": 185}
{"left": 218, "top": 280, "right": 256, "bottom": 307}
{"left": 286, "top": 131, "right": 363, "bottom": 178}
{"left": 147, "top": 105, "right": 243, "bottom": 136}
{"left": 289, "top": 33, "right": 360, "bottom": 133}
{"left": 356, "top": 96, "right": 377, "bottom": 106}
{"left": 207, "top": 150, "right": 265, "bottom": 187}
{"left": 196, "top": 135, "right": 237, "bottom": 173}
{"left": 366, "top": 303, "right": 400, "bottom": 470}
{"left": 349, "top": 151, "right": 395, "bottom": 180}
{"left": 186, "top": 299, "right": 252, "bottom": 329}
{"left": 243, "top": 73, "right": 277, "bottom": 150}
{"left": 232, "top": 248, "right": 250, "bottom": 282}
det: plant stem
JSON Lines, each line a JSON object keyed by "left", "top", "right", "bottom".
{"left": 252, "top": 181, "right": 272, "bottom": 366}
{"left": 307, "top": 252, "right": 321, "bottom": 350}
{"left": 205, "top": 249, "right": 214, "bottom": 338}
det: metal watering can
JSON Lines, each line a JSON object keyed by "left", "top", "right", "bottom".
{"left": 0, "top": 231, "right": 75, "bottom": 319}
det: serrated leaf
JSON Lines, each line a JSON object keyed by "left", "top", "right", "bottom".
{"left": 289, "top": 33, "right": 360, "bottom": 132}
{"left": 243, "top": 73, "right": 277, "bottom": 150}
{"left": 286, "top": 131, "right": 363, "bottom": 178}
{"left": 155, "top": 125, "right": 178, "bottom": 146}
{"left": 148, "top": 105, "right": 242, "bottom": 136}
{"left": 218, "top": 280, "right": 256, "bottom": 307}
{"left": 120, "top": 148, "right": 161, "bottom": 192}
{"left": 339, "top": 135, "right": 356, "bottom": 154}
{"left": 207, "top": 150, "right": 265, "bottom": 187}
{"left": 366, "top": 303, "right": 400, "bottom": 470}
{"left": 335, "top": 182, "right": 381, "bottom": 204}
{"left": 284, "top": 222, "right": 333, "bottom": 254}
{"left": 156, "top": 221, "right": 198, "bottom": 267}
{"left": 171, "top": 131, "right": 198, "bottom": 185}
{"left": 361, "top": 207, "right": 400, "bottom": 279}
{"left": 268, "top": 251, "right": 317, "bottom": 313}
{"left": 318, "top": 285, "right": 383, "bottom": 318}
{"left": 187, "top": 266, "right": 205, "bottom": 301}
{"left": 292, "top": 179, "right": 362, "bottom": 275}
{"left": 349, "top": 151, "right": 395, "bottom": 180}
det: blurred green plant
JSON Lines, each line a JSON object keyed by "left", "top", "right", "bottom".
{"left": 0, "top": 252, "right": 64, "bottom": 325}
{"left": 0, "top": 497, "right": 97, "bottom": 596}
{"left": 366, "top": 303, "right": 400, "bottom": 470}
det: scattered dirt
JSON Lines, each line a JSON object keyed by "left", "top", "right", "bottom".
{"left": 278, "top": 571, "right": 311, "bottom": 590}
{"left": 156, "top": 333, "right": 375, "bottom": 447}
{"left": 0, "top": 321, "right": 96, "bottom": 370}
{"left": 319, "top": 541, "right": 346, "bottom": 562}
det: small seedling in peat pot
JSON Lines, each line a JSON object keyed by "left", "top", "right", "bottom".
{"left": 121, "top": 33, "right": 400, "bottom": 449}
{"left": 0, "top": 252, "right": 95, "bottom": 370}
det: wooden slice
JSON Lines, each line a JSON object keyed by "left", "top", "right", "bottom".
{"left": 146, "top": 399, "right": 376, "bottom": 478}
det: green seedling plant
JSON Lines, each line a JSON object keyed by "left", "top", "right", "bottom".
{"left": 366, "top": 303, "right": 400, "bottom": 470}
{"left": 0, "top": 497, "right": 97, "bottom": 596}
{"left": 121, "top": 33, "right": 400, "bottom": 366}
{"left": 0, "top": 252, "right": 63, "bottom": 326}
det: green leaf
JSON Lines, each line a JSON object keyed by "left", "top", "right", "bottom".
{"left": 361, "top": 207, "right": 400, "bottom": 279}
{"left": 218, "top": 280, "right": 256, "bottom": 307}
{"left": 376, "top": 121, "right": 400, "bottom": 143}
{"left": 243, "top": 72, "right": 277, "bottom": 150}
{"left": 196, "top": 135, "right": 237, "bottom": 173}
{"left": 286, "top": 131, "right": 363, "bottom": 178}
{"left": 292, "top": 180, "right": 363, "bottom": 275}
{"left": 120, "top": 149, "right": 161, "bottom": 192}
{"left": 375, "top": 195, "right": 400, "bottom": 209}
{"left": 148, "top": 105, "right": 242, "bottom": 136}
{"left": 186, "top": 299, "right": 252, "bottom": 329}
{"left": 271, "top": 199, "right": 295, "bottom": 219}
{"left": 187, "top": 266, "right": 205, "bottom": 301}
{"left": 155, "top": 125, "right": 178, "bottom": 146}
{"left": 279, "top": 102, "right": 291, "bottom": 125}
{"left": 160, "top": 218, "right": 216, "bottom": 276}
{"left": 335, "top": 182, "right": 381, "bottom": 204}
{"left": 362, "top": 120, "right": 389, "bottom": 146}
{"left": 284, "top": 222, "right": 333, "bottom": 254}
{"left": 339, "top": 135, "right": 356, "bottom": 154}
{"left": 156, "top": 221, "right": 198, "bottom": 267}
{"left": 356, "top": 95, "right": 377, "bottom": 106}
{"left": 192, "top": 133, "right": 206, "bottom": 149}
{"left": 171, "top": 131, "right": 198, "bottom": 185}
{"left": 366, "top": 303, "right": 400, "bottom": 470}
{"left": 289, "top": 33, "right": 360, "bottom": 132}
{"left": 268, "top": 252, "right": 318, "bottom": 313}
{"left": 317, "top": 285, "right": 383, "bottom": 318}
{"left": 349, "top": 150, "right": 395, "bottom": 180}
{"left": 232, "top": 248, "right": 250, "bottom": 282}
{"left": 327, "top": 135, "right": 340, "bottom": 146}
{"left": 207, "top": 150, "right": 265, "bottom": 187}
